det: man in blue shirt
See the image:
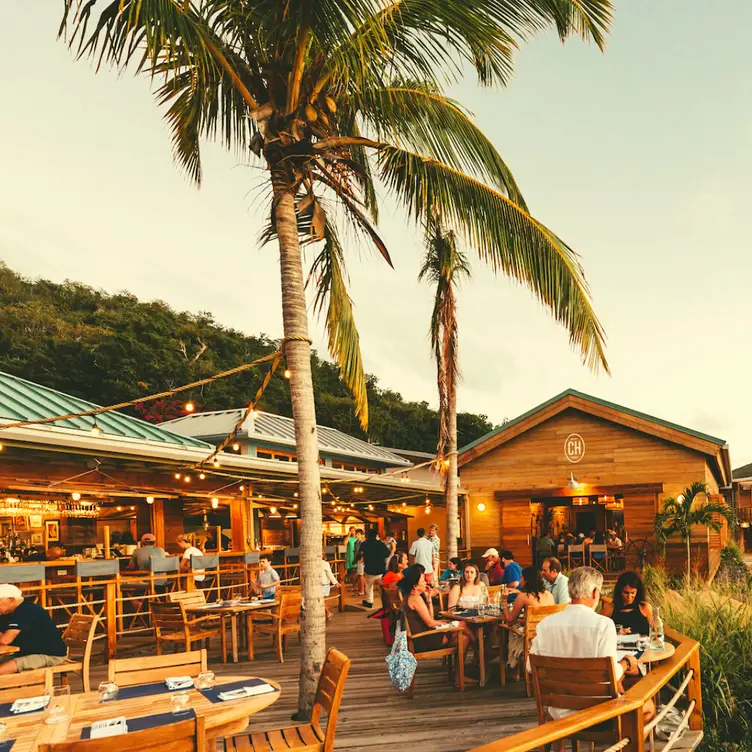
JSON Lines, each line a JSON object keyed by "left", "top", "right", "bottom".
{"left": 500, "top": 550, "right": 522, "bottom": 590}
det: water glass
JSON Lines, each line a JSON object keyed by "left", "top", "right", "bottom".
{"left": 637, "top": 635, "right": 650, "bottom": 651}
{"left": 98, "top": 681, "right": 119, "bottom": 702}
{"left": 196, "top": 671, "right": 215, "bottom": 690}
{"left": 45, "top": 686, "right": 71, "bottom": 725}
{"left": 171, "top": 692, "right": 191, "bottom": 715}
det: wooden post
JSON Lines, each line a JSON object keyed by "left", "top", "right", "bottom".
{"left": 152, "top": 499, "right": 166, "bottom": 549}
{"left": 230, "top": 498, "right": 249, "bottom": 552}
{"left": 105, "top": 580, "right": 117, "bottom": 659}
{"left": 103, "top": 525, "right": 111, "bottom": 559}
{"left": 621, "top": 706, "right": 645, "bottom": 752}
{"left": 687, "top": 648, "right": 704, "bottom": 731}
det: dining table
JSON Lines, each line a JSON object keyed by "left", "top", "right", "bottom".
{"left": 185, "top": 599, "right": 279, "bottom": 663}
{"left": 3, "top": 673, "right": 280, "bottom": 751}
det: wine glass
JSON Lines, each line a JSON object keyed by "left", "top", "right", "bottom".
{"left": 45, "top": 686, "right": 71, "bottom": 725}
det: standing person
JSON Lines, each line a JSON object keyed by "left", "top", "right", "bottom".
{"left": 481, "top": 548, "right": 504, "bottom": 586}
{"left": 427, "top": 524, "right": 441, "bottom": 582}
{"left": 354, "top": 530, "right": 366, "bottom": 596}
{"left": 345, "top": 527, "right": 357, "bottom": 588}
{"left": 541, "top": 557, "right": 571, "bottom": 605}
{"left": 382, "top": 531, "right": 397, "bottom": 570}
{"left": 321, "top": 553, "right": 339, "bottom": 619}
{"left": 409, "top": 528, "right": 435, "bottom": 583}
{"left": 176, "top": 533, "right": 205, "bottom": 584}
{"left": 359, "top": 529, "right": 390, "bottom": 609}
{"left": 253, "top": 554, "right": 280, "bottom": 598}
{"left": 500, "top": 550, "right": 522, "bottom": 590}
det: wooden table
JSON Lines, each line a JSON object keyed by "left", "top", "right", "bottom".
{"left": 186, "top": 600, "right": 278, "bottom": 663}
{"left": 0, "top": 646, "right": 19, "bottom": 656}
{"left": 440, "top": 609, "right": 505, "bottom": 688}
{"left": 638, "top": 642, "right": 675, "bottom": 665}
{"left": 11, "top": 674, "right": 280, "bottom": 751}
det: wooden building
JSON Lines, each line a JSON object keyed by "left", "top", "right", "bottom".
{"left": 731, "top": 462, "right": 752, "bottom": 551}
{"left": 458, "top": 389, "right": 732, "bottom": 577}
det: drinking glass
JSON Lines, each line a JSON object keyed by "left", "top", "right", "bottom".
{"left": 196, "top": 672, "right": 215, "bottom": 690}
{"left": 614, "top": 624, "right": 624, "bottom": 635}
{"left": 637, "top": 635, "right": 650, "bottom": 651}
{"left": 171, "top": 692, "right": 191, "bottom": 715}
{"left": 98, "top": 681, "right": 119, "bottom": 702}
{"left": 45, "top": 686, "right": 71, "bottom": 725}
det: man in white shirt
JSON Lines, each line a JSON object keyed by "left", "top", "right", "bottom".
{"left": 427, "top": 524, "right": 441, "bottom": 581}
{"left": 529, "top": 567, "right": 653, "bottom": 723}
{"left": 409, "top": 528, "right": 435, "bottom": 583}
{"left": 321, "top": 554, "right": 339, "bottom": 618}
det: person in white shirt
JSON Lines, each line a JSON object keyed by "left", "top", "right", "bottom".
{"left": 409, "top": 528, "right": 435, "bottom": 583}
{"left": 427, "top": 524, "right": 441, "bottom": 581}
{"left": 529, "top": 567, "right": 654, "bottom": 727}
{"left": 176, "top": 534, "right": 205, "bottom": 583}
{"left": 321, "top": 554, "right": 339, "bottom": 619}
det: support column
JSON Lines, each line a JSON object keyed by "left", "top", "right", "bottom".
{"left": 230, "top": 498, "right": 250, "bottom": 552}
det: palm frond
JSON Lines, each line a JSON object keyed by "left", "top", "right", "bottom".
{"left": 379, "top": 145, "right": 608, "bottom": 373}
{"left": 534, "top": 0, "right": 613, "bottom": 51}
{"left": 357, "top": 82, "right": 527, "bottom": 207}
{"left": 309, "top": 224, "right": 369, "bottom": 429}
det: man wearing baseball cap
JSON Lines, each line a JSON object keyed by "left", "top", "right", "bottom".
{"left": 126, "top": 533, "right": 168, "bottom": 588}
{"left": 0, "top": 584, "right": 67, "bottom": 674}
{"left": 482, "top": 548, "right": 504, "bottom": 586}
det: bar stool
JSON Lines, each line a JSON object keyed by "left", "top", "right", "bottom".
{"left": 75, "top": 560, "right": 119, "bottom": 620}
{"left": 0, "top": 563, "right": 47, "bottom": 605}
{"left": 242, "top": 552, "right": 260, "bottom": 595}
{"left": 283, "top": 547, "right": 300, "bottom": 584}
{"left": 189, "top": 554, "right": 220, "bottom": 601}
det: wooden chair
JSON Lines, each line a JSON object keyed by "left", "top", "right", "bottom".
{"left": 188, "top": 554, "right": 221, "bottom": 598}
{"left": 0, "top": 563, "right": 48, "bottom": 606}
{"left": 403, "top": 610, "right": 465, "bottom": 696}
{"left": 567, "top": 544, "right": 585, "bottom": 569}
{"left": 588, "top": 544, "right": 609, "bottom": 573}
{"left": 108, "top": 648, "right": 208, "bottom": 687}
{"left": 0, "top": 668, "right": 52, "bottom": 702}
{"left": 50, "top": 614, "right": 99, "bottom": 692}
{"left": 38, "top": 714, "right": 206, "bottom": 752}
{"left": 150, "top": 601, "right": 226, "bottom": 661}
{"left": 530, "top": 655, "right": 621, "bottom": 748}
{"left": 226, "top": 648, "right": 350, "bottom": 752}
{"left": 252, "top": 591, "right": 301, "bottom": 662}
{"left": 522, "top": 604, "right": 568, "bottom": 697}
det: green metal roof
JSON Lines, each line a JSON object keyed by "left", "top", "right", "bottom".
{"left": 0, "top": 371, "right": 212, "bottom": 449}
{"left": 459, "top": 388, "right": 727, "bottom": 456}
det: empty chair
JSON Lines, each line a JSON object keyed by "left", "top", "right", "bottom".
{"left": 589, "top": 544, "right": 609, "bottom": 572}
{"left": 252, "top": 590, "right": 301, "bottom": 663}
{"left": 51, "top": 614, "right": 99, "bottom": 692}
{"left": 108, "top": 648, "right": 208, "bottom": 687}
{"left": 38, "top": 713, "right": 206, "bottom": 752}
{"left": 0, "top": 668, "right": 52, "bottom": 702}
{"left": 567, "top": 544, "right": 585, "bottom": 569}
{"left": 226, "top": 648, "right": 350, "bottom": 752}
{"left": 150, "top": 600, "right": 226, "bottom": 660}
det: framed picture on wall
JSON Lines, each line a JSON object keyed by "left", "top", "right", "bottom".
{"left": 13, "top": 517, "right": 27, "bottom": 531}
{"left": 45, "top": 520, "right": 60, "bottom": 543}
{"left": 29, "top": 515, "right": 43, "bottom": 529}
{"left": 31, "top": 533, "right": 43, "bottom": 547}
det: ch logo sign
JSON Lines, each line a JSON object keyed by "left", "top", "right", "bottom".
{"left": 564, "top": 433, "right": 585, "bottom": 463}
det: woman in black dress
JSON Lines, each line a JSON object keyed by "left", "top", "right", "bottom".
{"left": 603, "top": 570, "right": 653, "bottom": 636}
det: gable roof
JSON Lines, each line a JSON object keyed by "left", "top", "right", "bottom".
{"left": 458, "top": 389, "right": 731, "bottom": 485}
{"left": 0, "top": 370, "right": 210, "bottom": 449}
{"left": 733, "top": 462, "right": 752, "bottom": 480}
{"left": 160, "top": 409, "right": 411, "bottom": 467}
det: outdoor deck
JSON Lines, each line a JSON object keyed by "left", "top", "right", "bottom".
{"left": 89, "top": 595, "right": 538, "bottom": 752}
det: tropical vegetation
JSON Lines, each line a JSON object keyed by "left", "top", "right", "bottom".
{"left": 57, "top": 0, "right": 613, "bottom": 712}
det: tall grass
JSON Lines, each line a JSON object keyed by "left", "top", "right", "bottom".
{"left": 643, "top": 564, "right": 752, "bottom": 749}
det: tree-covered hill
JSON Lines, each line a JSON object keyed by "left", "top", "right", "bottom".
{"left": 0, "top": 263, "right": 494, "bottom": 452}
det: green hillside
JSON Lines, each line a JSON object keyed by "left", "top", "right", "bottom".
{"left": 0, "top": 263, "right": 494, "bottom": 453}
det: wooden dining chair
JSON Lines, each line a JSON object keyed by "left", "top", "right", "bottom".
{"left": 403, "top": 611, "right": 465, "bottom": 696}
{"left": 225, "top": 648, "right": 351, "bottom": 752}
{"left": 150, "top": 600, "right": 227, "bottom": 661}
{"left": 522, "top": 604, "right": 568, "bottom": 697}
{"left": 38, "top": 713, "right": 206, "bottom": 752}
{"left": 51, "top": 613, "right": 99, "bottom": 692}
{"left": 530, "top": 655, "right": 620, "bottom": 749}
{"left": 0, "top": 668, "right": 52, "bottom": 702}
{"left": 108, "top": 648, "right": 208, "bottom": 687}
{"left": 567, "top": 544, "right": 585, "bottom": 569}
{"left": 252, "top": 591, "right": 301, "bottom": 662}
{"left": 588, "top": 544, "right": 609, "bottom": 573}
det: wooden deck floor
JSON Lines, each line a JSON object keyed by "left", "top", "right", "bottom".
{"left": 90, "top": 596, "right": 538, "bottom": 752}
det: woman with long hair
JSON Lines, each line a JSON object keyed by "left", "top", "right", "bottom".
{"left": 381, "top": 551, "right": 408, "bottom": 588}
{"left": 447, "top": 561, "right": 487, "bottom": 610}
{"left": 602, "top": 570, "right": 652, "bottom": 636}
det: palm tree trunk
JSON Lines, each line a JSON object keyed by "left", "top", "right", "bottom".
{"left": 272, "top": 172, "right": 325, "bottom": 717}
{"left": 445, "top": 382, "right": 459, "bottom": 559}
{"left": 685, "top": 534, "right": 691, "bottom": 582}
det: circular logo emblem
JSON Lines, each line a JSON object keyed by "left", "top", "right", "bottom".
{"left": 564, "top": 433, "right": 585, "bottom": 463}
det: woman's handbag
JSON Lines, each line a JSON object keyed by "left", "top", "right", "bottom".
{"left": 385, "top": 625, "right": 417, "bottom": 692}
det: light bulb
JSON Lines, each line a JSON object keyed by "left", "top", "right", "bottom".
{"left": 232, "top": 442, "right": 240, "bottom": 452}
{"left": 146, "top": 496, "right": 154, "bottom": 505}
{"left": 130, "top": 506, "right": 135, "bottom": 511}
{"left": 284, "top": 369, "right": 292, "bottom": 379}
{"left": 213, "top": 459, "right": 220, "bottom": 468}
{"left": 183, "top": 475, "right": 191, "bottom": 483}
{"left": 90, "top": 422, "right": 102, "bottom": 436}
{"left": 211, "top": 497, "right": 219, "bottom": 509}
{"left": 294, "top": 503, "right": 298, "bottom": 509}
{"left": 185, "top": 401, "right": 195, "bottom": 412}
{"left": 270, "top": 506, "right": 277, "bottom": 515}
{"left": 425, "top": 506, "right": 431, "bottom": 514}
{"left": 368, "top": 504, "right": 374, "bottom": 511}
{"left": 71, "top": 492, "right": 81, "bottom": 502}
{"left": 402, "top": 502, "right": 407, "bottom": 507}
{"left": 294, "top": 492, "right": 299, "bottom": 498}
{"left": 477, "top": 502, "right": 486, "bottom": 512}
{"left": 0, "top": 443, "right": 3, "bottom": 451}
{"left": 174, "top": 473, "right": 181, "bottom": 480}
{"left": 239, "top": 485, "right": 245, "bottom": 492}
{"left": 199, "top": 473, "right": 205, "bottom": 480}
{"left": 116, "top": 506, "right": 122, "bottom": 512}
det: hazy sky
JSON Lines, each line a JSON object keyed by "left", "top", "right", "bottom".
{"left": 2, "top": 4, "right": 752, "bottom": 469}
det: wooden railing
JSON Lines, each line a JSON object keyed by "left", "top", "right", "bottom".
{"left": 469, "top": 627, "right": 702, "bottom": 752}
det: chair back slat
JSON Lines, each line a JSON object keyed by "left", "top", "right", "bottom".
{"left": 63, "top": 614, "right": 99, "bottom": 661}
{"left": 0, "top": 668, "right": 52, "bottom": 702}
{"left": 190, "top": 555, "right": 218, "bottom": 571}
{"left": 0, "top": 563, "right": 45, "bottom": 584}
{"left": 169, "top": 590, "right": 207, "bottom": 607}
{"left": 567, "top": 544, "right": 584, "bottom": 554}
{"left": 75, "top": 560, "right": 119, "bottom": 578}
{"left": 243, "top": 552, "right": 260, "bottom": 565}
{"left": 524, "top": 604, "right": 568, "bottom": 642}
{"left": 147, "top": 556, "right": 179, "bottom": 573}
{"left": 312, "top": 648, "right": 351, "bottom": 752}
{"left": 108, "top": 649, "right": 207, "bottom": 687}
{"left": 589, "top": 544, "right": 608, "bottom": 555}
{"left": 280, "top": 592, "right": 302, "bottom": 622}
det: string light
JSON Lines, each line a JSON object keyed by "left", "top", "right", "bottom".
{"left": 269, "top": 507, "right": 277, "bottom": 515}
{"left": 0, "top": 444, "right": 3, "bottom": 452}
{"left": 293, "top": 503, "right": 298, "bottom": 509}
{"left": 71, "top": 492, "right": 81, "bottom": 502}
{"left": 174, "top": 473, "right": 182, "bottom": 480}
{"left": 368, "top": 504, "right": 374, "bottom": 511}
{"left": 130, "top": 506, "right": 135, "bottom": 511}
{"left": 146, "top": 496, "right": 154, "bottom": 505}
{"left": 199, "top": 473, "right": 205, "bottom": 480}
{"left": 211, "top": 497, "right": 219, "bottom": 509}
{"left": 213, "top": 459, "right": 220, "bottom": 468}
{"left": 284, "top": 369, "right": 292, "bottom": 379}
{"left": 116, "top": 506, "right": 122, "bottom": 512}
{"left": 90, "top": 420, "right": 102, "bottom": 436}
{"left": 185, "top": 401, "right": 195, "bottom": 413}
{"left": 239, "top": 485, "right": 245, "bottom": 492}
{"left": 232, "top": 443, "right": 240, "bottom": 452}
{"left": 183, "top": 475, "right": 191, "bottom": 483}
{"left": 477, "top": 502, "right": 486, "bottom": 512}
{"left": 425, "top": 506, "right": 432, "bottom": 515}
{"left": 294, "top": 492, "right": 299, "bottom": 498}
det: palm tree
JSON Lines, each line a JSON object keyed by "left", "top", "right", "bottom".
{"left": 655, "top": 481, "right": 735, "bottom": 581}
{"left": 58, "top": 0, "right": 613, "bottom": 713}
{"left": 419, "top": 215, "right": 469, "bottom": 559}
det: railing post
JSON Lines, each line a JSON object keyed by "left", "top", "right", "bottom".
{"left": 687, "top": 648, "right": 704, "bottom": 732}
{"left": 621, "top": 707, "right": 645, "bottom": 752}
{"left": 105, "top": 580, "right": 117, "bottom": 660}
{"left": 104, "top": 525, "right": 111, "bottom": 559}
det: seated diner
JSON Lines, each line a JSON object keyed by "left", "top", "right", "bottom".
{"left": 447, "top": 561, "right": 487, "bottom": 610}
{"left": 601, "top": 570, "right": 652, "bottom": 637}
{"left": 0, "top": 584, "right": 67, "bottom": 674}
{"left": 440, "top": 556, "right": 462, "bottom": 582}
{"left": 381, "top": 551, "right": 408, "bottom": 588}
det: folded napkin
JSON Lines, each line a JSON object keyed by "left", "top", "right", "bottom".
{"left": 218, "top": 684, "right": 275, "bottom": 702}
{"left": 165, "top": 677, "right": 194, "bottom": 691}
{"left": 90, "top": 717, "right": 128, "bottom": 739}
{"left": 434, "top": 621, "right": 460, "bottom": 630}
{"left": 10, "top": 695, "right": 49, "bottom": 714}
{"left": 617, "top": 634, "right": 640, "bottom": 645}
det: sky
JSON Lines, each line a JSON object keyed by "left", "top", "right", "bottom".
{"left": 2, "top": 3, "right": 752, "bottom": 468}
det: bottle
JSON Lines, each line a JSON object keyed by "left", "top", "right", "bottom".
{"left": 649, "top": 606, "right": 664, "bottom": 651}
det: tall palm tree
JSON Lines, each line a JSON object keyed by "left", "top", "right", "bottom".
{"left": 655, "top": 481, "right": 735, "bottom": 581}
{"left": 419, "top": 215, "right": 470, "bottom": 559}
{"left": 59, "top": 0, "right": 613, "bottom": 713}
